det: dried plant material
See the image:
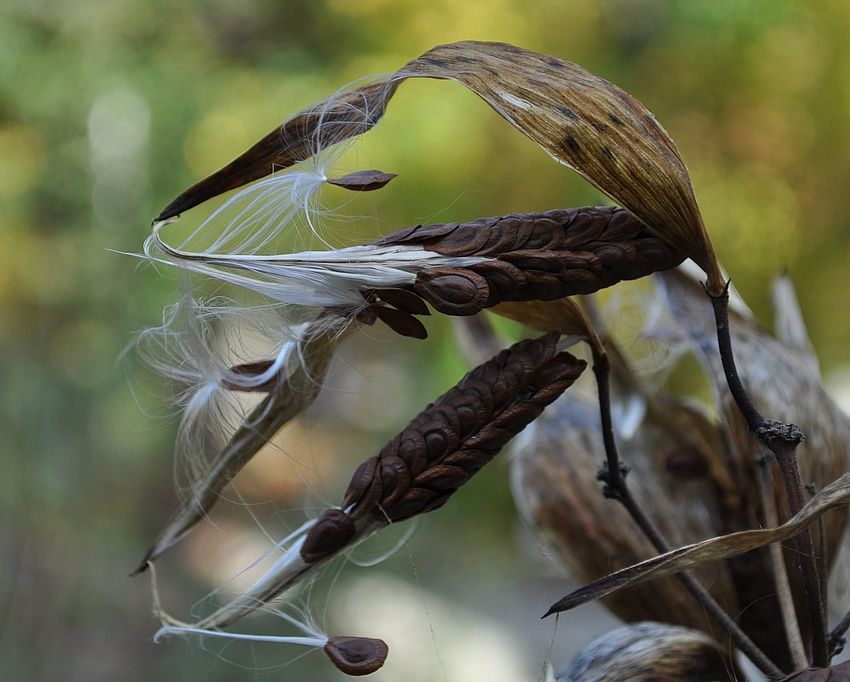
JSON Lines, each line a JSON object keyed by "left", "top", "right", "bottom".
{"left": 778, "top": 662, "right": 850, "bottom": 682}
{"left": 154, "top": 333, "right": 584, "bottom": 633}
{"left": 512, "top": 341, "right": 739, "bottom": 635}
{"left": 547, "top": 472, "right": 850, "bottom": 615}
{"left": 148, "top": 207, "right": 685, "bottom": 324}
{"left": 326, "top": 170, "right": 397, "bottom": 192}
{"left": 379, "top": 206, "right": 685, "bottom": 316}
{"left": 137, "top": 316, "right": 355, "bottom": 569}
{"left": 154, "top": 41, "right": 721, "bottom": 292}
{"left": 556, "top": 622, "right": 738, "bottom": 682}
{"left": 323, "top": 636, "right": 389, "bottom": 676}
{"left": 657, "top": 269, "right": 850, "bottom": 589}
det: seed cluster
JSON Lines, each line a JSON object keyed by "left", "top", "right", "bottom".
{"left": 299, "top": 332, "right": 586, "bottom": 563}
{"left": 377, "top": 206, "right": 685, "bottom": 316}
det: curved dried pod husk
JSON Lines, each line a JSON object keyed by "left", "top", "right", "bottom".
{"left": 154, "top": 41, "right": 722, "bottom": 293}
{"left": 510, "top": 339, "right": 739, "bottom": 635}
{"left": 556, "top": 622, "right": 739, "bottom": 682}
{"left": 137, "top": 315, "right": 356, "bottom": 570}
{"left": 656, "top": 268, "right": 850, "bottom": 646}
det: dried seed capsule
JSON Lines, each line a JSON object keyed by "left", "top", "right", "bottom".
{"left": 300, "top": 509, "right": 356, "bottom": 563}
{"left": 324, "top": 636, "right": 389, "bottom": 676}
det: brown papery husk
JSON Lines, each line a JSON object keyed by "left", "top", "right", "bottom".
{"left": 556, "top": 622, "right": 740, "bottom": 682}
{"left": 154, "top": 41, "right": 722, "bottom": 292}
{"left": 511, "top": 341, "right": 740, "bottom": 638}
{"left": 656, "top": 269, "right": 850, "bottom": 647}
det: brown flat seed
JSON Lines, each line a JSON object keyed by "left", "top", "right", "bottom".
{"left": 300, "top": 509, "right": 356, "bottom": 563}
{"left": 414, "top": 268, "right": 491, "bottom": 316}
{"left": 372, "top": 288, "right": 431, "bottom": 316}
{"left": 425, "top": 222, "right": 489, "bottom": 255}
{"left": 372, "top": 306, "right": 428, "bottom": 339}
{"left": 468, "top": 260, "right": 527, "bottom": 296}
{"left": 326, "top": 170, "right": 397, "bottom": 192}
{"left": 324, "top": 636, "right": 389, "bottom": 676}
{"left": 413, "top": 464, "right": 470, "bottom": 493}
{"left": 378, "top": 455, "right": 411, "bottom": 507}
{"left": 341, "top": 457, "right": 378, "bottom": 510}
{"left": 387, "top": 487, "right": 441, "bottom": 522}
{"left": 396, "top": 431, "right": 428, "bottom": 477}
{"left": 222, "top": 360, "right": 278, "bottom": 392}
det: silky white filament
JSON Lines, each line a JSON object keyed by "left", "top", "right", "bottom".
{"left": 147, "top": 222, "right": 487, "bottom": 309}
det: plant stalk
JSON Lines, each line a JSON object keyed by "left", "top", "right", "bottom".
{"left": 709, "top": 284, "right": 828, "bottom": 667}
{"left": 592, "top": 354, "right": 783, "bottom": 679}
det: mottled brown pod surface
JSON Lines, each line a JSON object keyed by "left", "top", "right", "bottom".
{"left": 324, "top": 636, "right": 389, "bottom": 676}
{"left": 556, "top": 623, "right": 738, "bottom": 682}
{"left": 378, "top": 207, "right": 685, "bottom": 316}
{"left": 299, "top": 332, "right": 586, "bottom": 564}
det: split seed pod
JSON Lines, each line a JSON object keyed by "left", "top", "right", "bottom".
{"left": 154, "top": 41, "right": 722, "bottom": 293}
{"left": 511, "top": 337, "right": 740, "bottom": 636}
{"left": 656, "top": 269, "right": 850, "bottom": 650}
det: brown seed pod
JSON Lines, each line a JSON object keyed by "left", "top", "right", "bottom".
{"left": 324, "top": 636, "right": 389, "bottom": 676}
{"left": 556, "top": 622, "right": 739, "bottom": 682}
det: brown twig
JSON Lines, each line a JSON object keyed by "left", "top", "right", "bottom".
{"left": 591, "top": 350, "right": 783, "bottom": 679}
{"left": 709, "top": 283, "right": 828, "bottom": 667}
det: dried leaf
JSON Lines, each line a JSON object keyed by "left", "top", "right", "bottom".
{"left": 154, "top": 41, "right": 722, "bottom": 291}
{"left": 546, "top": 472, "right": 850, "bottom": 616}
{"left": 326, "top": 170, "right": 397, "bottom": 191}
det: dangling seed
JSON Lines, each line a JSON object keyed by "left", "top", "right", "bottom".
{"left": 325, "top": 170, "right": 397, "bottom": 192}
{"left": 324, "top": 636, "right": 389, "bottom": 676}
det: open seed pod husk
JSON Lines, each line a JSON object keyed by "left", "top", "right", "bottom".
{"left": 154, "top": 41, "right": 722, "bottom": 293}
{"left": 656, "top": 269, "right": 850, "bottom": 645}
{"left": 556, "top": 622, "right": 739, "bottom": 682}
{"left": 510, "top": 336, "right": 740, "bottom": 637}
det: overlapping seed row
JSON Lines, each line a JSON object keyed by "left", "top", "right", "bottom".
{"left": 299, "top": 332, "right": 586, "bottom": 563}
{"left": 377, "top": 206, "right": 685, "bottom": 316}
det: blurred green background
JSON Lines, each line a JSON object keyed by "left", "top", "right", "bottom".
{"left": 3, "top": 0, "right": 850, "bottom": 680}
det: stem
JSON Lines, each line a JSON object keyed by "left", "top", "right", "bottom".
{"left": 592, "top": 354, "right": 783, "bottom": 679}
{"left": 757, "top": 453, "right": 808, "bottom": 669}
{"left": 709, "top": 284, "right": 828, "bottom": 667}
{"left": 829, "top": 610, "right": 850, "bottom": 658}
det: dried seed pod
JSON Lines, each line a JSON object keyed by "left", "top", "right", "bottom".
{"left": 511, "top": 339, "right": 740, "bottom": 638}
{"left": 155, "top": 41, "right": 722, "bottom": 291}
{"left": 657, "top": 269, "right": 850, "bottom": 636}
{"left": 556, "top": 622, "right": 738, "bottom": 682}
{"left": 381, "top": 207, "right": 685, "bottom": 316}
{"left": 324, "top": 636, "right": 389, "bottom": 676}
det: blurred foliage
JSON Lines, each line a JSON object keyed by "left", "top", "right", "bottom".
{"left": 3, "top": 0, "right": 850, "bottom": 680}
